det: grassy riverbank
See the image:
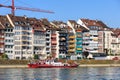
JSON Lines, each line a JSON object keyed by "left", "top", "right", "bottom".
{"left": 0, "top": 59, "right": 120, "bottom": 68}
{"left": 60, "top": 59, "right": 120, "bottom": 64}
{"left": 0, "top": 59, "right": 120, "bottom": 65}
{"left": 0, "top": 60, "right": 29, "bottom": 65}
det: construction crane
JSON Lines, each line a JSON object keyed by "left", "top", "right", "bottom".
{"left": 0, "top": 0, "right": 54, "bottom": 16}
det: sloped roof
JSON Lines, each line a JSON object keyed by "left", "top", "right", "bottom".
{"left": 68, "top": 20, "right": 77, "bottom": 25}
{"left": 41, "top": 18, "right": 50, "bottom": 26}
{"left": 52, "top": 21, "right": 66, "bottom": 26}
{"left": 51, "top": 21, "right": 69, "bottom": 30}
{"left": 8, "top": 14, "right": 44, "bottom": 31}
{"left": 0, "top": 15, "right": 12, "bottom": 29}
{"left": 111, "top": 28, "right": 120, "bottom": 37}
{"left": 68, "top": 20, "right": 88, "bottom": 31}
{"left": 81, "top": 19, "right": 108, "bottom": 29}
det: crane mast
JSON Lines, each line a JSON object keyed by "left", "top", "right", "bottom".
{"left": 12, "top": 0, "right": 15, "bottom": 15}
{"left": 0, "top": 0, "right": 54, "bottom": 15}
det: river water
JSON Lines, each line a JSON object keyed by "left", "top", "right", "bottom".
{"left": 0, "top": 67, "right": 120, "bottom": 80}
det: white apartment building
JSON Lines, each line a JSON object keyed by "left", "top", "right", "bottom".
{"left": 3, "top": 14, "right": 46, "bottom": 59}
{"left": 89, "top": 30, "right": 98, "bottom": 54}
{"left": 103, "top": 29, "right": 113, "bottom": 54}
{"left": 5, "top": 28, "right": 14, "bottom": 59}
{"left": 111, "top": 29, "right": 120, "bottom": 55}
{"left": 33, "top": 30, "right": 46, "bottom": 59}
{"left": 14, "top": 26, "right": 33, "bottom": 59}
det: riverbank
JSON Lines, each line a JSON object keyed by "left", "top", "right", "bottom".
{"left": 0, "top": 65, "right": 28, "bottom": 68}
{"left": 0, "top": 59, "right": 120, "bottom": 68}
{"left": 79, "top": 64, "right": 120, "bottom": 67}
{"left": 0, "top": 64, "right": 120, "bottom": 68}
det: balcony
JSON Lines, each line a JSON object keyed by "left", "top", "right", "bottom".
{"left": 69, "top": 36, "right": 75, "bottom": 38}
{"left": 60, "top": 37, "right": 66, "bottom": 41}
{"left": 46, "top": 36, "right": 50, "bottom": 38}
{"left": 76, "top": 41, "right": 82, "bottom": 44}
{"left": 5, "top": 42, "right": 14, "bottom": 45}
{"left": 46, "top": 50, "right": 50, "bottom": 52}
{"left": 89, "top": 41, "right": 98, "bottom": 43}
{"left": 76, "top": 48, "right": 82, "bottom": 50}
{"left": 0, "top": 33, "right": 4, "bottom": 35}
{"left": 5, "top": 37, "right": 13, "bottom": 39}
{"left": 83, "top": 37, "right": 90, "bottom": 39}
{"left": 83, "top": 41, "right": 89, "bottom": 44}
{"left": 46, "top": 41, "right": 50, "bottom": 43}
{"left": 0, "top": 38, "right": 4, "bottom": 40}
{"left": 89, "top": 50, "right": 98, "bottom": 53}
{"left": 51, "top": 34, "right": 56, "bottom": 37}
{"left": 68, "top": 49, "right": 75, "bottom": 52}
{"left": 51, "top": 40, "right": 57, "bottom": 43}
{"left": 69, "top": 40, "right": 75, "bottom": 43}
{"left": 0, "top": 43, "right": 4, "bottom": 45}
{"left": 76, "top": 51, "right": 82, "bottom": 53}
{"left": 51, "top": 48, "right": 56, "bottom": 50}
{"left": 76, "top": 34, "right": 82, "bottom": 38}
{"left": 76, "top": 38, "right": 82, "bottom": 40}
{"left": 0, "top": 48, "right": 4, "bottom": 51}
{"left": 84, "top": 33, "right": 90, "bottom": 37}
{"left": 68, "top": 45, "right": 75, "bottom": 48}
{"left": 51, "top": 43, "right": 57, "bottom": 45}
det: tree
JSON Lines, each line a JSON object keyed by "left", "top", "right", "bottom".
{"left": 34, "top": 54, "right": 39, "bottom": 59}
{"left": 83, "top": 51, "right": 89, "bottom": 59}
{"left": 1, "top": 53, "right": 9, "bottom": 59}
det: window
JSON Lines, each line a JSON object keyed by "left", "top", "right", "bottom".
{"left": 112, "top": 45, "right": 114, "bottom": 48}
{"left": 46, "top": 34, "right": 50, "bottom": 36}
{"left": 16, "top": 57, "right": 20, "bottom": 59}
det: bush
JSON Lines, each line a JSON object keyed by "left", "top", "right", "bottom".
{"left": 0, "top": 60, "right": 29, "bottom": 65}
{"left": 34, "top": 54, "right": 39, "bottom": 59}
{"left": 1, "top": 53, "right": 9, "bottom": 60}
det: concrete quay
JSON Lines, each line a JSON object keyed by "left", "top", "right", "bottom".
{"left": 79, "top": 64, "right": 120, "bottom": 67}
{"left": 0, "top": 65, "right": 28, "bottom": 68}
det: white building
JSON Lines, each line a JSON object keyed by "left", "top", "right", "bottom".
{"left": 111, "top": 29, "right": 120, "bottom": 55}
{"left": 3, "top": 14, "right": 46, "bottom": 59}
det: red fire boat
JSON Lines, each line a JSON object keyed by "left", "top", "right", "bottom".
{"left": 28, "top": 60, "right": 79, "bottom": 68}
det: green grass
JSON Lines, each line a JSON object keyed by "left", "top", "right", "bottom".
{"left": 60, "top": 59, "right": 120, "bottom": 64}
{"left": 0, "top": 60, "right": 29, "bottom": 65}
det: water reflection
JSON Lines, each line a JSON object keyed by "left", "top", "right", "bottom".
{"left": 0, "top": 67, "right": 120, "bottom": 80}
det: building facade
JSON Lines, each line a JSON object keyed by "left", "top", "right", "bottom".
{"left": 78, "top": 19, "right": 108, "bottom": 57}
{"left": 0, "top": 14, "right": 120, "bottom": 60}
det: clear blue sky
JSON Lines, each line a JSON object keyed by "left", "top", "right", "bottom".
{"left": 0, "top": 0, "right": 120, "bottom": 28}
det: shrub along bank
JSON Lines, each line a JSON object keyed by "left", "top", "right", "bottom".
{"left": 60, "top": 59, "right": 120, "bottom": 64}
{"left": 0, "top": 60, "right": 29, "bottom": 65}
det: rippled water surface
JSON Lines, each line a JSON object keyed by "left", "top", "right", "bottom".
{"left": 0, "top": 67, "right": 120, "bottom": 80}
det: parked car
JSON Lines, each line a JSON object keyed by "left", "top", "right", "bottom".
{"left": 112, "top": 57, "right": 119, "bottom": 60}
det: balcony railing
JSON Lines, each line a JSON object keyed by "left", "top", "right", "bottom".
{"left": 69, "top": 36, "right": 75, "bottom": 38}
{"left": 69, "top": 40, "right": 75, "bottom": 43}
{"left": 68, "top": 49, "right": 75, "bottom": 52}
{"left": 68, "top": 45, "right": 75, "bottom": 47}
{"left": 76, "top": 48, "right": 82, "bottom": 50}
{"left": 51, "top": 34, "right": 56, "bottom": 37}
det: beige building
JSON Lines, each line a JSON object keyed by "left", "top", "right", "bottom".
{"left": 110, "top": 29, "right": 120, "bottom": 55}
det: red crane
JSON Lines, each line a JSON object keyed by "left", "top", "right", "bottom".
{"left": 0, "top": 0, "right": 54, "bottom": 15}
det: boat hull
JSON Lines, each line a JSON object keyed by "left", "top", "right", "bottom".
{"left": 28, "top": 64, "right": 79, "bottom": 68}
